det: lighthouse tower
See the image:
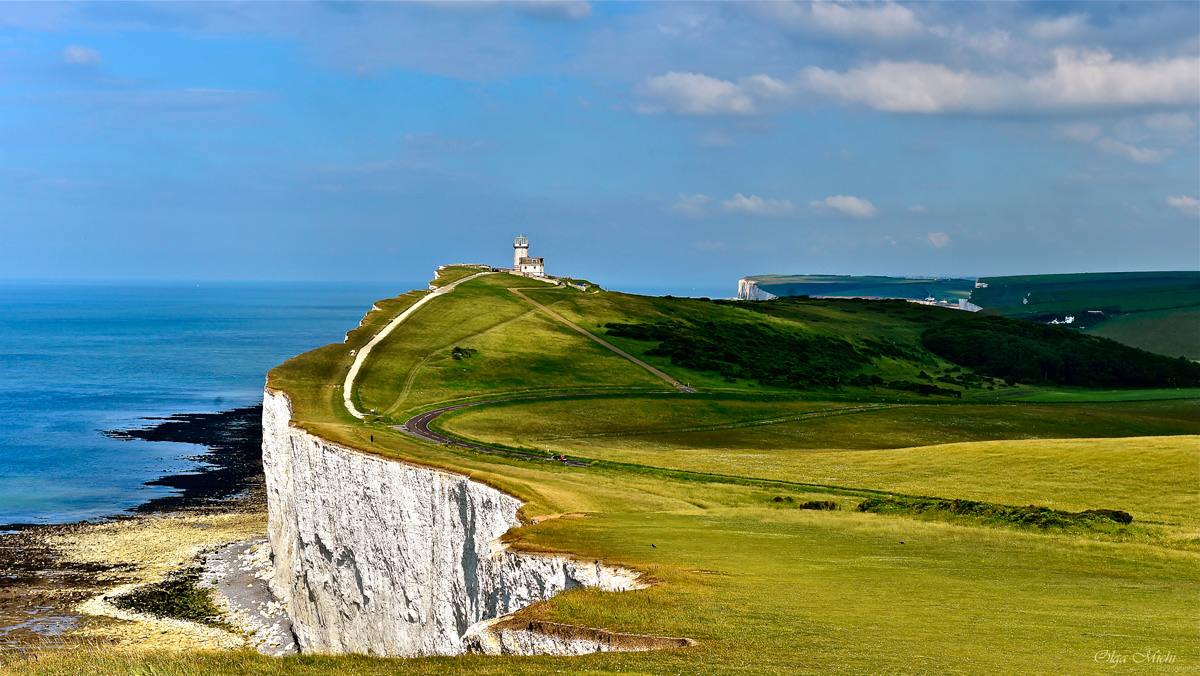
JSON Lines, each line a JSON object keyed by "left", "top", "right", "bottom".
{"left": 513, "top": 234, "right": 529, "bottom": 270}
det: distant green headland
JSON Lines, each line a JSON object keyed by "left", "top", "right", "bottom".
{"left": 740, "top": 270, "right": 1200, "bottom": 359}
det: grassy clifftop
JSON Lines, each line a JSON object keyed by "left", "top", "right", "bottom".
{"left": 33, "top": 268, "right": 1196, "bottom": 676}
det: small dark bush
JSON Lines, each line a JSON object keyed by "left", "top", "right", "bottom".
{"left": 798, "top": 500, "right": 839, "bottom": 511}
{"left": 451, "top": 346, "right": 477, "bottom": 361}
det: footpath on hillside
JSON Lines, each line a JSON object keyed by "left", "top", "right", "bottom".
{"left": 508, "top": 287, "right": 697, "bottom": 393}
{"left": 342, "top": 270, "right": 494, "bottom": 419}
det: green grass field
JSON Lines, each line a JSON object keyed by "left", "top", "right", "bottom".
{"left": 12, "top": 271, "right": 1196, "bottom": 675}
{"left": 1088, "top": 306, "right": 1200, "bottom": 359}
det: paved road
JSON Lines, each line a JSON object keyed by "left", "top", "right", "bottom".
{"left": 508, "top": 288, "right": 697, "bottom": 393}
{"left": 395, "top": 392, "right": 637, "bottom": 467}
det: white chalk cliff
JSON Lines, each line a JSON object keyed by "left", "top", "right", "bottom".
{"left": 261, "top": 389, "right": 646, "bottom": 657}
{"left": 737, "top": 278, "right": 778, "bottom": 301}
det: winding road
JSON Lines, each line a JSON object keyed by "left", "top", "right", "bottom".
{"left": 395, "top": 393, "right": 608, "bottom": 467}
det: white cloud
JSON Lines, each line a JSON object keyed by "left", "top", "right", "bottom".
{"left": 62, "top": 45, "right": 101, "bottom": 65}
{"left": 693, "top": 240, "right": 726, "bottom": 251}
{"left": 808, "top": 1, "right": 925, "bottom": 40}
{"left": 908, "top": 204, "right": 927, "bottom": 214}
{"left": 1028, "top": 14, "right": 1087, "bottom": 42}
{"left": 637, "top": 71, "right": 792, "bottom": 115}
{"left": 1095, "top": 138, "right": 1169, "bottom": 164}
{"left": 722, "top": 193, "right": 796, "bottom": 217}
{"left": 803, "top": 49, "right": 1199, "bottom": 114}
{"left": 1035, "top": 49, "right": 1199, "bottom": 109}
{"left": 669, "top": 193, "right": 711, "bottom": 218}
{"left": 1167, "top": 195, "right": 1200, "bottom": 217}
{"left": 810, "top": 194, "right": 877, "bottom": 218}
{"left": 1058, "top": 122, "right": 1101, "bottom": 142}
{"left": 804, "top": 60, "right": 1002, "bottom": 113}
{"left": 638, "top": 72, "right": 752, "bottom": 115}
{"left": 1145, "top": 112, "right": 1195, "bottom": 134}
{"left": 927, "top": 232, "right": 951, "bottom": 248}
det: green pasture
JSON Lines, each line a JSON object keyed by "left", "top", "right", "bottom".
{"left": 1087, "top": 306, "right": 1200, "bottom": 360}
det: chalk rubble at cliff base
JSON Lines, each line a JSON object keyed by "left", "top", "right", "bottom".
{"left": 262, "top": 389, "right": 686, "bottom": 658}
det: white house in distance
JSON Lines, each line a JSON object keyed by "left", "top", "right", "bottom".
{"left": 512, "top": 234, "right": 546, "bottom": 277}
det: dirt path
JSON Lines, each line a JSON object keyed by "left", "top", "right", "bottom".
{"left": 343, "top": 271, "right": 493, "bottom": 419}
{"left": 508, "top": 288, "right": 697, "bottom": 393}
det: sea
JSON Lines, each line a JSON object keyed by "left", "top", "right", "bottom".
{"left": 0, "top": 281, "right": 414, "bottom": 526}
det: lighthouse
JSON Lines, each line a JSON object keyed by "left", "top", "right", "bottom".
{"left": 512, "top": 234, "right": 545, "bottom": 277}
{"left": 513, "top": 234, "right": 529, "bottom": 270}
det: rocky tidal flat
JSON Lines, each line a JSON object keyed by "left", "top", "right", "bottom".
{"left": 0, "top": 406, "right": 280, "bottom": 652}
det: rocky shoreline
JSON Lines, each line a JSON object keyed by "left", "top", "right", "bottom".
{"left": 0, "top": 405, "right": 274, "bottom": 650}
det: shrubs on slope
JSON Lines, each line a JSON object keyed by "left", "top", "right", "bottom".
{"left": 857, "top": 496, "right": 1134, "bottom": 530}
{"left": 921, "top": 315, "right": 1200, "bottom": 388}
{"left": 605, "top": 320, "right": 869, "bottom": 389}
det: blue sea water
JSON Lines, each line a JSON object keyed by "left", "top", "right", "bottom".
{"left": 0, "top": 281, "right": 414, "bottom": 525}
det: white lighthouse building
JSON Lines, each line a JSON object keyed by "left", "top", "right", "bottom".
{"left": 512, "top": 234, "right": 545, "bottom": 277}
{"left": 513, "top": 234, "right": 529, "bottom": 269}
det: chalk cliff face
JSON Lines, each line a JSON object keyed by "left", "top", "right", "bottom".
{"left": 261, "top": 389, "right": 643, "bottom": 657}
{"left": 737, "top": 278, "right": 778, "bottom": 301}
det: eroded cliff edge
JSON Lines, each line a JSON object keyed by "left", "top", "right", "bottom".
{"left": 261, "top": 388, "right": 644, "bottom": 657}
{"left": 737, "top": 277, "right": 778, "bottom": 301}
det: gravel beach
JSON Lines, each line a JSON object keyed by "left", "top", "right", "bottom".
{"left": 0, "top": 406, "right": 283, "bottom": 652}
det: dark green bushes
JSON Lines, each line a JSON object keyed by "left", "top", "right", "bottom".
{"left": 886, "top": 380, "right": 961, "bottom": 398}
{"left": 922, "top": 315, "right": 1200, "bottom": 388}
{"left": 857, "top": 496, "right": 1134, "bottom": 530}
{"left": 799, "top": 500, "right": 840, "bottom": 511}
{"left": 771, "top": 496, "right": 840, "bottom": 510}
{"left": 606, "top": 320, "right": 870, "bottom": 389}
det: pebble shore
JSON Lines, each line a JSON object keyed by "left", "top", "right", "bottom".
{"left": 0, "top": 406, "right": 283, "bottom": 652}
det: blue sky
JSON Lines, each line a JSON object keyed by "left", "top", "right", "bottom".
{"left": 1, "top": 1, "right": 1197, "bottom": 291}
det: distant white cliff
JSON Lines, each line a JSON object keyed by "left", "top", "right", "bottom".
{"left": 261, "top": 389, "right": 647, "bottom": 657}
{"left": 737, "top": 278, "right": 778, "bottom": 301}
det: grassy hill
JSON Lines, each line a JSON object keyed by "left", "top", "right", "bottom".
{"left": 17, "top": 267, "right": 1199, "bottom": 676}
{"left": 971, "top": 271, "right": 1200, "bottom": 359}
{"left": 742, "top": 273, "right": 975, "bottom": 302}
